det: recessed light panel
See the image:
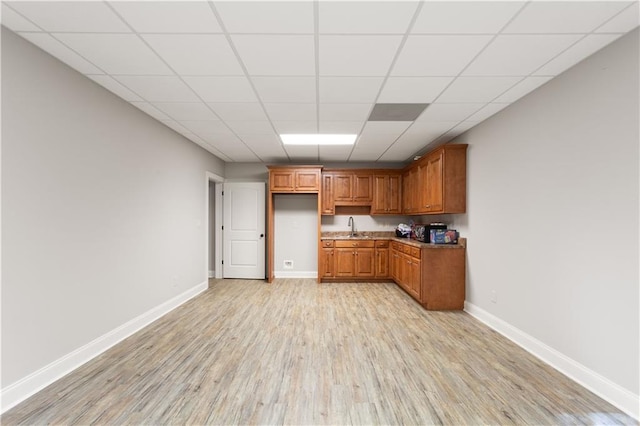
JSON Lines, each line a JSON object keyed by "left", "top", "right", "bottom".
{"left": 280, "top": 134, "right": 357, "bottom": 145}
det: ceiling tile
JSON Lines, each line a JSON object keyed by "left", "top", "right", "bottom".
{"left": 130, "top": 102, "right": 170, "bottom": 121}
{"left": 318, "top": 1, "right": 419, "bottom": 34}
{"left": 595, "top": 2, "right": 639, "bottom": 33}
{"left": 207, "top": 137, "right": 261, "bottom": 162}
{"left": 2, "top": 4, "right": 41, "bottom": 31}
{"left": 319, "top": 77, "right": 384, "bottom": 103}
{"left": 272, "top": 121, "right": 318, "bottom": 133}
{"left": 533, "top": 34, "right": 622, "bottom": 76}
{"left": 319, "top": 104, "right": 372, "bottom": 122}
{"left": 319, "top": 35, "right": 403, "bottom": 76}
{"left": 238, "top": 134, "right": 289, "bottom": 162}
{"left": 225, "top": 121, "right": 275, "bottom": 135}
{"left": 318, "top": 121, "right": 365, "bottom": 133}
{"left": 378, "top": 77, "right": 454, "bottom": 103}
{"left": 449, "top": 121, "right": 480, "bottom": 135}
{"left": 416, "top": 103, "right": 485, "bottom": 122}
{"left": 159, "top": 119, "right": 190, "bottom": 135}
{"left": 231, "top": 35, "right": 315, "bottom": 76}
{"left": 7, "top": 1, "right": 130, "bottom": 32}
{"left": 402, "top": 120, "right": 461, "bottom": 138}
{"left": 200, "top": 132, "right": 242, "bottom": 145}
{"left": 319, "top": 145, "right": 353, "bottom": 162}
{"left": 466, "top": 103, "right": 510, "bottom": 122}
{"left": 412, "top": 1, "right": 524, "bottom": 34}
{"left": 282, "top": 145, "right": 319, "bottom": 162}
{"left": 360, "top": 121, "right": 412, "bottom": 138}
{"left": 437, "top": 76, "right": 521, "bottom": 103}
{"left": 392, "top": 35, "right": 493, "bottom": 76}
{"left": 208, "top": 103, "right": 269, "bottom": 121}
{"left": 183, "top": 76, "right": 257, "bottom": 103}
{"left": 214, "top": 1, "right": 314, "bottom": 34}
{"left": 504, "top": 1, "right": 631, "bottom": 34}
{"left": 114, "top": 76, "right": 199, "bottom": 102}
{"left": 153, "top": 102, "right": 218, "bottom": 121}
{"left": 110, "top": 1, "right": 221, "bottom": 33}
{"left": 252, "top": 77, "right": 316, "bottom": 103}
{"left": 88, "top": 75, "right": 143, "bottom": 102}
{"left": 378, "top": 136, "right": 431, "bottom": 162}
{"left": 263, "top": 104, "right": 317, "bottom": 122}
{"left": 19, "top": 33, "right": 104, "bottom": 74}
{"left": 55, "top": 33, "right": 172, "bottom": 75}
{"left": 350, "top": 142, "right": 389, "bottom": 162}
{"left": 463, "top": 34, "right": 582, "bottom": 76}
{"left": 142, "top": 34, "right": 243, "bottom": 76}
{"left": 179, "top": 120, "right": 233, "bottom": 136}
{"left": 494, "top": 76, "right": 552, "bottom": 102}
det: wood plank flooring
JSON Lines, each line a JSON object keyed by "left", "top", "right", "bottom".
{"left": 3, "top": 279, "right": 636, "bottom": 425}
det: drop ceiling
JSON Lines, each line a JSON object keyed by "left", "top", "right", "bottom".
{"left": 2, "top": 1, "right": 638, "bottom": 163}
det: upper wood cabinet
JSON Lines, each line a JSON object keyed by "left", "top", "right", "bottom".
{"left": 330, "top": 171, "right": 372, "bottom": 204}
{"left": 268, "top": 166, "right": 321, "bottom": 193}
{"left": 321, "top": 173, "right": 335, "bottom": 215}
{"left": 405, "top": 144, "right": 467, "bottom": 215}
{"left": 372, "top": 172, "right": 402, "bottom": 215}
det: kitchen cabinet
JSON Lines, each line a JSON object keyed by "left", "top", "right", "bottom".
{"left": 334, "top": 240, "right": 375, "bottom": 278}
{"left": 321, "top": 174, "right": 334, "bottom": 215}
{"left": 390, "top": 239, "right": 465, "bottom": 310}
{"left": 320, "top": 240, "right": 335, "bottom": 278}
{"left": 374, "top": 240, "right": 389, "bottom": 278}
{"left": 269, "top": 166, "right": 321, "bottom": 193}
{"left": 404, "top": 144, "right": 467, "bottom": 214}
{"left": 372, "top": 172, "right": 402, "bottom": 215}
{"left": 329, "top": 171, "right": 373, "bottom": 204}
{"left": 402, "top": 167, "right": 418, "bottom": 214}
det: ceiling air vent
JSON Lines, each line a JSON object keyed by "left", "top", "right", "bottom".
{"left": 367, "top": 103, "right": 429, "bottom": 121}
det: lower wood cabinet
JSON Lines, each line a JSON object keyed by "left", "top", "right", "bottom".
{"left": 390, "top": 240, "right": 465, "bottom": 310}
{"left": 374, "top": 240, "right": 389, "bottom": 278}
{"left": 334, "top": 240, "right": 375, "bottom": 278}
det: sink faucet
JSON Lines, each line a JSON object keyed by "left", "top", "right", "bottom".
{"left": 348, "top": 216, "right": 355, "bottom": 236}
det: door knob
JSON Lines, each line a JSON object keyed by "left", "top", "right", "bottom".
{"left": 259, "top": 234, "right": 264, "bottom": 238}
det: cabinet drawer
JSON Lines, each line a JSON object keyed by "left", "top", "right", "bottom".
{"left": 391, "top": 242, "right": 402, "bottom": 251}
{"left": 410, "top": 247, "right": 421, "bottom": 259}
{"left": 375, "top": 240, "right": 389, "bottom": 248}
{"left": 335, "top": 240, "right": 375, "bottom": 248}
{"left": 322, "top": 240, "right": 334, "bottom": 248}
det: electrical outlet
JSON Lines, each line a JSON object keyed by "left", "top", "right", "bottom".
{"left": 491, "top": 290, "right": 497, "bottom": 303}
{"left": 283, "top": 260, "right": 294, "bottom": 269}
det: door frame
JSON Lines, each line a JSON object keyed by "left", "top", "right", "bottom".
{"left": 206, "top": 172, "right": 224, "bottom": 280}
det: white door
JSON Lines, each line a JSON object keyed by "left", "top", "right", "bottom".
{"left": 223, "top": 182, "right": 266, "bottom": 279}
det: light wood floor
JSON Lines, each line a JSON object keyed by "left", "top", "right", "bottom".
{"left": 3, "top": 279, "right": 636, "bottom": 425}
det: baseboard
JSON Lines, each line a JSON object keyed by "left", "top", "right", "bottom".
{"left": 1, "top": 281, "right": 209, "bottom": 414}
{"left": 464, "top": 302, "right": 639, "bottom": 420}
{"left": 208, "top": 270, "right": 215, "bottom": 278}
{"left": 274, "top": 270, "right": 317, "bottom": 279}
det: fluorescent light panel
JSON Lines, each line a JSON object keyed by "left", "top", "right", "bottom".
{"left": 280, "top": 134, "right": 356, "bottom": 145}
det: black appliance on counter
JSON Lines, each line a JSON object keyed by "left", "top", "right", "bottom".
{"left": 412, "top": 223, "right": 447, "bottom": 243}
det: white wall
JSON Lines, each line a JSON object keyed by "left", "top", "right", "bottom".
{"left": 1, "top": 28, "right": 225, "bottom": 395}
{"left": 274, "top": 194, "right": 318, "bottom": 277}
{"left": 321, "top": 214, "right": 405, "bottom": 233}
{"left": 448, "top": 29, "right": 639, "bottom": 415}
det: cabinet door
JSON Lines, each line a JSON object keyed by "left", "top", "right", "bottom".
{"left": 353, "top": 173, "right": 372, "bottom": 202}
{"left": 321, "top": 174, "right": 335, "bottom": 215}
{"left": 424, "top": 151, "right": 443, "bottom": 212}
{"left": 387, "top": 174, "right": 402, "bottom": 214}
{"left": 403, "top": 168, "right": 417, "bottom": 214}
{"left": 270, "top": 170, "right": 295, "bottom": 192}
{"left": 375, "top": 247, "right": 389, "bottom": 278}
{"left": 321, "top": 248, "right": 334, "bottom": 278}
{"left": 372, "top": 175, "right": 388, "bottom": 214}
{"left": 295, "top": 170, "right": 320, "bottom": 191}
{"left": 334, "top": 248, "right": 355, "bottom": 277}
{"left": 354, "top": 248, "right": 375, "bottom": 278}
{"left": 333, "top": 173, "right": 353, "bottom": 201}
{"left": 409, "top": 257, "right": 421, "bottom": 299}
{"left": 417, "top": 162, "right": 429, "bottom": 214}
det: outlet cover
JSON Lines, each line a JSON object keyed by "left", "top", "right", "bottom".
{"left": 283, "top": 260, "right": 294, "bottom": 269}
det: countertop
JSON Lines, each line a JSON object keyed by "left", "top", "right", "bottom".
{"left": 321, "top": 232, "right": 466, "bottom": 249}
